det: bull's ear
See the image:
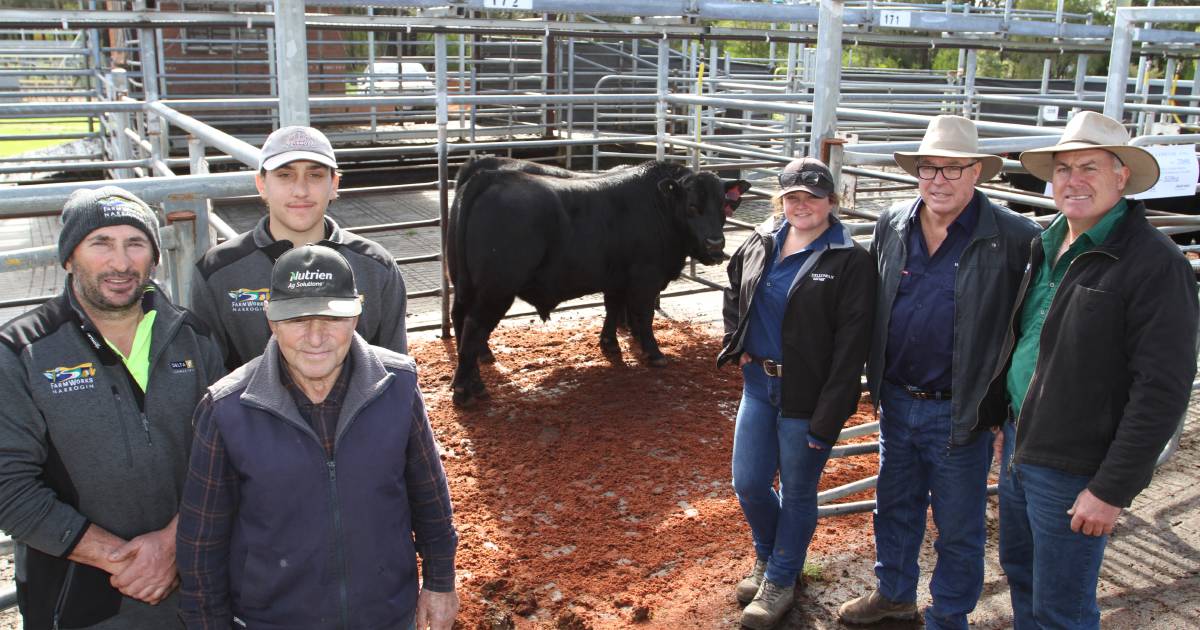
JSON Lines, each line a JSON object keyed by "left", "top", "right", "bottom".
{"left": 723, "top": 179, "right": 751, "bottom": 217}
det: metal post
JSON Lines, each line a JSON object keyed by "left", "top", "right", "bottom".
{"left": 134, "top": 0, "right": 166, "bottom": 162}
{"left": 366, "top": 6, "right": 377, "bottom": 135}
{"left": 656, "top": 37, "right": 668, "bottom": 161}
{"left": 1189, "top": 65, "right": 1199, "bottom": 128}
{"left": 187, "top": 136, "right": 214, "bottom": 255}
{"left": 566, "top": 37, "right": 575, "bottom": 167}
{"left": 1104, "top": 8, "right": 1134, "bottom": 120}
{"left": 964, "top": 49, "right": 978, "bottom": 119}
{"left": 1072, "top": 53, "right": 1089, "bottom": 117}
{"left": 165, "top": 211, "right": 196, "bottom": 307}
{"left": 110, "top": 69, "right": 135, "bottom": 180}
{"left": 435, "top": 33, "right": 451, "bottom": 338}
{"left": 783, "top": 33, "right": 799, "bottom": 157}
{"left": 1161, "top": 57, "right": 1178, "bottom": 127}
{"left": 809, "top": 0, "right": 844, "bottom": 158}
{"left": 273, "top": 0, "right": 310, "bottom": 126}
{"left": 1035, "top": 58, "right": 1052, "bottom": 126}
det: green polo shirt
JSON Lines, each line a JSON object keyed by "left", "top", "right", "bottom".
{"left": 105, "top": 309, "right": 157, "bottom": 391}
{"left": 1006, "top": 199, "right": 1127, "bottom": 418}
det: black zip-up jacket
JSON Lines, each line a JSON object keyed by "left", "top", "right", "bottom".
{"left": 718, "top": 217, "right": 877, "bottom": 444}
{"left": 0, "top": 282, "right": 224, "bottom": 629}
{"left": 977, "top": 200, "right": 1199, "bottom": 507}
{"left": 870, "top": 193, "right": 1041, "bottom": 446}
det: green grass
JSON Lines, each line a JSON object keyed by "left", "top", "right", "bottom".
{"left": 0, "top": 117, "right": 94, "bottom": 158}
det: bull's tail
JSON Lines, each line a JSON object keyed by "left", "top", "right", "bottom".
{"left": 450, "top": 170, "right": 500, "bottom": 310}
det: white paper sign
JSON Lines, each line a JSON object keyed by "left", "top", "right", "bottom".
{"left": 879, "top": 11, "right": 912, "bottom": 28}
{"left": 1134, "top": 144, "right": 1199, "bottom": 201}
{"left": 1042, "top": 144, "right": 1198, "bottom": 201}
{"left": 484, "top": 0, "right": 532, "bottom": 9}
{"left": 1041, "top": 105, "right": 1059, "bottom": 121}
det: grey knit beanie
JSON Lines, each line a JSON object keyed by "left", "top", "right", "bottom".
{"left": 57, "top": 186, "right": 161, "bottom": 268}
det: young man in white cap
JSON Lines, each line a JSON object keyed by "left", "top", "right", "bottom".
{"left": 978, "top": 111, "right": 1197, "bottom": 628}
{"left": 191, "top": 125, "right": 408, "bottom": 371}
{"left": 839, "top": 115, "right": 1040, "bottom": 629}
{"left": 178, "top": 244, "right": 458, "bottom": 630}
{"left": 0, "top": 187, "right": 224, "bottom": 628}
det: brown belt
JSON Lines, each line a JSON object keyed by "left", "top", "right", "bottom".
{"left": 748, "top": 355, "right": 782, "bottom": 377}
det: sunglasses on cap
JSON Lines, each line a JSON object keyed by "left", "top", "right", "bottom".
{"left": 778, "top": 170, "right": 833, "bottom": 191}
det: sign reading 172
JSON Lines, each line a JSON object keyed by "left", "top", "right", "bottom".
{"left": 484, "top": 0, "right": 533, "bottom": 9}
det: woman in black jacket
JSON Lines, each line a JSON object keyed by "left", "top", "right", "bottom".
{"left": 717, "top": 158, "right": 877, "bottom": 629}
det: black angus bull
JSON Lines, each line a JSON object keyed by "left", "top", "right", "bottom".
{"left": 449, "top": 160, "right": 750, "bottom": 406}
{"left": 447, "top": 157, "right": 621, "bottom": 363}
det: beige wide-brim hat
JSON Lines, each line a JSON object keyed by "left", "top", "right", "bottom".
{"left": 1019, "top": 111, "right": 1159, "bottom": 195}
{"left": 894, "top": 114, "right": 1004, "bottom": 183}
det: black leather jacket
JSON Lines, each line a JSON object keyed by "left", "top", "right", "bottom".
{"left": 869, "top": 192, "right": 1040, "bottom": 446}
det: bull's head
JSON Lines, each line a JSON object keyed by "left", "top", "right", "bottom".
{"left": 658, "top": 172, "right": 751, "bottom": 265}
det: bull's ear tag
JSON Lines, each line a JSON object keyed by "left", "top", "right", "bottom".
{"left": 723, "top": 180, "right": 751, "bottom": 217}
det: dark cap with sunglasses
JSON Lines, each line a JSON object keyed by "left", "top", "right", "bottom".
{"left": 776, "top": 157, "right": 836, "bottom": 199}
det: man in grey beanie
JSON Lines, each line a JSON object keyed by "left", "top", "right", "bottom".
{"left": 0, "top": 186, "right": 224, "bottom": 629}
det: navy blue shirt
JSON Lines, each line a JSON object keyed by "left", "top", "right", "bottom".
{"left": 883, "top": 191, "right": 981, "bottom": 392}
{"left": 743, "top": 221, "right": 839, "bottom": 394}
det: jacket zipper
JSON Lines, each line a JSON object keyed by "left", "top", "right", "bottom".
{"left": 1009, "top": 248, "right": 1116, "bottom": 473}
{"left": 109, "top": 387, "right": 135, "bottom": 467}
{"left": 327, "top": 459, "right": 351, "bottom": 629}
{"left": 51, "top": 561, "right": 76, "bottom": 630}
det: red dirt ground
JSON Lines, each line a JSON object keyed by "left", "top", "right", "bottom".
{"left": 412, "top": 317, "right": 879, "bottom": 629}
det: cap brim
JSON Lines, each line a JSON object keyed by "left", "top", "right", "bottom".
{"left": 774, "top": 184, "right": 830, "bottom": 199}
{"left": 260, "top": 150, "right": 338, "bottom": 172}
{"left": 894, "top": 151, "right": 1004, "bottom": 183}
{"left": 1018, "top": 143, "right": 1160, "bottom": 195}
{"left": 265, "top": 296, "right": 362, "bottom": 322}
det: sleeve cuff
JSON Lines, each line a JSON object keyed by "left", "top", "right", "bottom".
{"left": 58, "top": 517, "right": 91, "bottom": 558}
{"left": 420, "top": 554, "right": 457, "bottom": 592}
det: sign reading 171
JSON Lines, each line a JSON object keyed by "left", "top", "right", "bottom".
{"left": 484, "top": 0, "right": 533, "bottom": 9}
{"left": 879, "top": 11, "right": 913, "bottom": 28}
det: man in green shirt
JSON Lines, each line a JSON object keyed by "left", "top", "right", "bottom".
{"left": 979, "top": 111, "right": 1198, "bottom": 629}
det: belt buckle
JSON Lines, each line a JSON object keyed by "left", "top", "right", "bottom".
{"left": 762, "top": 359, "right": 782, "bottom": 378}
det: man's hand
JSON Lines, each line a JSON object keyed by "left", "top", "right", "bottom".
{"left": 414, "top": 588, "right": 459, "bottom": 630}
{"left": 738, "top": 353, "right": 752, "bottom": 367}
{"left": 108, "top": 516, "right": 179, "bottom": 604}
{"left": 1067, "top": 488, "right": 1122, "bottom": 537}
{"left": 991, "top": 426, "right": 1004, "bottom": 465}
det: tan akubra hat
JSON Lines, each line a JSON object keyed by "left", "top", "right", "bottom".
{"left": 1019, "top": 111, "right": 1159, "bottom": 195}
{"left": 894, "top": 114, "right": 1004, "bottom": 183}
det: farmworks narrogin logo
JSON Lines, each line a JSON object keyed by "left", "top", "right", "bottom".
{"left": 43, "top": 362, "right": 96, "bottom": 394}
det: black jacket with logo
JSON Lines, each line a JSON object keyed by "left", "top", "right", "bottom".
{"left": 718, "top": 217, "right": 878, "bottom": 444}
{"left": 978, "top": 201, "right": 1199, "bottom": 507}
{"left": 0, "top": 283, "right": 224, "bottom": 629}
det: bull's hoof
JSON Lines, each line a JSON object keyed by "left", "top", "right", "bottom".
{"left": 646, "top": 354, "right": 669, "bottom": 368}
{"left": 452, "top": 387, "right": 475, "bottom": 407}
{"left": 479, "top": 347, "right": 496, "bottom": 364}
{"left": 599, "top": 336, "right": 621, "bottom": 355}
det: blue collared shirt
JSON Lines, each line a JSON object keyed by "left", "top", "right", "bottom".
{"left": 883, "top": 191, "right": 981, "bottom": 392}
{"left": 742, "top": 220, "right": 840, "bottom": 393}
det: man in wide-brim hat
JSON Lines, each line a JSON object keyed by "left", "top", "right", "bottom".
{"left": 839, "top": 115, "right": 1041, "bottom": 628}
{"left": 979, "top": 110, "right": 1198, "bottom": 628}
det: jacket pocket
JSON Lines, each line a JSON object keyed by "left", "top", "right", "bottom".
{"left": 1060, "top": 284, "right": 1123, "bottom": 344}
{"left": 238, "top": 545, "right": 296, "bottom": 611}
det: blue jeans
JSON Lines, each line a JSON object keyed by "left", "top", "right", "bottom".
{"left": 873, "top": 381, "right": 993, "bottom": 630}
{"left": 999, "top": 421, "right": 1106, "bottom": 630}
{"left": 731, "top": 370, "right": 833, "bottom": 586}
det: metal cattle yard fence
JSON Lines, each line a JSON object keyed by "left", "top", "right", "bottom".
{"left": 0, "top": 0, "right": 1199, "bottom": 611}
